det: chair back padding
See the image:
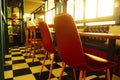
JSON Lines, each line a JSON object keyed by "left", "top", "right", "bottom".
{"left": 54, "top": 14, "right": 88, "bottom": 69}
{"left": 39, "top": 22, "right": 55, "bottom": 52}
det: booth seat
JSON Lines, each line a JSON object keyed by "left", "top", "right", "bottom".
{"left": 81, "top": 25, "right": 109, "bottom": 52}
{"left": 79, "top": 25, "right": 120, "bottom": 76}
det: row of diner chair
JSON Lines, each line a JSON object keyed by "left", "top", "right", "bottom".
{"left": 24, "top": 13, "right": 116, "bottom": 80}
{"left": 38, "top": 18, "right": 115, "bottom": 80}
{"left": 24, "top": 23, "right": 66, "bottom": 80}
{"left": 38, "top": 21, "right": 76, "bottom": 80}
{"left": 24, "top": 26, "right": 42, "bottom": 62}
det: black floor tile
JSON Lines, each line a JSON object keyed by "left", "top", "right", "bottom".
{"left": 45, "top": 63, "right": 62, "bottom": 70}
{"left": 12, "top": 54, "right": 22, "bottom": 57}
{"left": 28, "top": 61, "right": 42, "bottom": 67}
{"left": 4, "top": 65, "right": 12, "bottom": 71}
{"left": 5, "top": 58, "right": 11, "bottom": 61}
{"left": 61, "top": 75, "right": 74, "bottom": 80}
{"left": 12, "top": 59, "right": 26, "bottom": 64}
{"left": 5, "top": 78, "right": 13, "bottom": 80}
{"left": 34, "top": 71, "right": 55, "bottom": 80}
{"left": 13, "top": 68, "right": 32, "bottom": 77}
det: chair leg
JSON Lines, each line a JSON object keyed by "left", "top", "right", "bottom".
{"left": 39, "top": 50, "right": 48, "bottom": 76}
{"left": 73, "top": 68, "right": 76, "bottom": 80}
{"left": 38, "top": 45, "right": 42, "bottom": 54}
{"left": 25, "top": 41, "right": 30, "bottom": 56}
{"left": 29, "top": 44, "right": 32, "bottom": 57}
{"left": 79, "top": 71, "right": 83, "bottom": 80}
{"left": 32, "top": 44, "right": 42, "bottom": 62}
{"left": 25, "top": 44, "right": 28, "bottom": 56}
{"left": 106, "top": 69, "right": 110, "bottom": 80}
{"left": 48, "top": 54, "right": 55, "bottom": 80}
{"left": 58, "top": 62, "right": 66, "bottom": 80}
{"left": 32, "top": 44, "right": 36, "bottom": 62}
{"left": 83, "top": 71, "right": 86, "bottom": 80}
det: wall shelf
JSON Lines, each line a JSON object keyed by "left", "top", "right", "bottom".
{"left": 7, "top": 0, "right": 24, "bottom": 46}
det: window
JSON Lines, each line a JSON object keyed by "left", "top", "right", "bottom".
{"left": 67, "top": 0, "right": 74, "bottom": 17}
{"left": 68, "top": 0, "right": 114, "bottom": 22}
{"left": 45, "top": 0, "right": 55, "bottom": 24}
{"left": 48, "top": 0, "right": 55, "bottom": 10}
{"left": 86, "top": 0, "right": 114, "bottom": 19}
{"left": 45, "top": 1, "right": 48, "bottom": 11}
{"left": 75, "top": 0, "right": 83, "bottom": 20}
{"left": 98, "top": 0, "right": 114, "bottom": 17}
{"left": 45, "top": 9, "right": 55, "bottom": 24}
{"left": 85, "top": 0, "right": 97, "bottom": 19}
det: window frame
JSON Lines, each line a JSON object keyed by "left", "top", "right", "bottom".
{"left": 66, "top": 0, "right": 116, "bottom": 25}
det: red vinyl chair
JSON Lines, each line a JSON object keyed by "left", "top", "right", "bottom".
{"left": 24, "top": 27, "right": 31, "bottom": 56}
{"left": 29, "top": 26, "right": 42, "bottom": 62}
{"left": 38, "top": 22, "right": 57, "bottom": 80}
{"left": 54, "top": 13, "right": 116, "bottom": 80}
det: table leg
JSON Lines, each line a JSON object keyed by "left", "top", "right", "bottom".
{"left": 107, "top": 39, "right": 116, "bottom": 80}
{"left": 107, "top": 39, "right": 116, "bottom": 61}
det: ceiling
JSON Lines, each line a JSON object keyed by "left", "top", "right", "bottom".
{"left": 7, "top": 0, "right": 44, "bottom": 14}
{"left": 24, "top": 0, "right": 44, "bottom": 14}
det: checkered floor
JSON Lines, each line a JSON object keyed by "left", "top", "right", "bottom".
{"left": 4, "top": 46, "right": 120, "bottom": 80}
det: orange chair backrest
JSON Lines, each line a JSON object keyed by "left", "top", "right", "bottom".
{"left": 38, "top": 22, "right": 55, "bottom": 53}
{"left": 54, "top": 14, "right": 87, "bottom": 68}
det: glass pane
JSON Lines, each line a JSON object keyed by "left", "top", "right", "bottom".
{"left": 98, "top": 0, "right": 114, "bottom": 17}
{"left": 75, "top": 0, "right": 83, "bottom": 20}
{"left": 46, "top": 11, "right": 52, "bottom": 24}
{"left": 45, "top": 1, "right": 47, "bottom": 11}
{"left": 48, "top": 0, "right": 55, "bottom": 10}
{"left": 67, "top": 0, "right": 74, "bottom": 17}
{"left": 85, "top": 0, "right": 97, "bottom": 19}
{"left": 45, "top": 9, "right": 55, "bottom": 24}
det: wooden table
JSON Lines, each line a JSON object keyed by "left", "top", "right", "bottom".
{"left": 51, "top": 30, "right": 120, "bottom": 61}
{"left": 79, "top": 32, "right": 120, "bottom": 39}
